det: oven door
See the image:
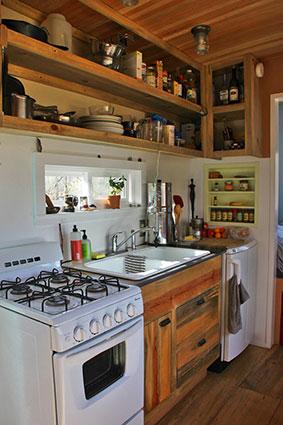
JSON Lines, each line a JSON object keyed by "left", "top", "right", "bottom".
{"left": 53, "top": 316, "right": 144, "bottom": 425}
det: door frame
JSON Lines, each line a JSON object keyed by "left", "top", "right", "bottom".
{"left": 268, "top": 93, "right": 283, "bottom": 347}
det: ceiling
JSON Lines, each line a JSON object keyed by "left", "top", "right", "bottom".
{"left": 4, "top": 0, "right": 283, "bottom": 65}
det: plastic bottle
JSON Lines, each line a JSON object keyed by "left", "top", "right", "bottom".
{"left": 70, "top": 225, "right": 82, "bottom": 261}
{"left": 82, "top": 230, "right": 92, "bottom": 261}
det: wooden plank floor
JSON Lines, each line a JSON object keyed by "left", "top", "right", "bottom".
{"left": 157, "top": 345, "right": 283, "bottom": 425}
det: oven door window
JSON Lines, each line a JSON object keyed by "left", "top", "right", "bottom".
{"left": 83, "top": 342, "right": 125, "bottom": 399}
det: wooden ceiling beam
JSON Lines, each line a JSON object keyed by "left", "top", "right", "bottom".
{"left": 77, "top": 0, "right": 202, "bottom": 69}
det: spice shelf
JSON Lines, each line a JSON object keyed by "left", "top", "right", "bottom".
{"left": 208, "top": 177, "right": 255, "bottom": 182}
{"left": 204, "top": 163, "right": 258, "bottom": 227}
{"left": 208, "top": 191, "right": 255, "bottom": 194}
{"left": 0, "top": 115, "right": 203, "bottom": 158}
{"left": 208, "top": 205, "right": 254, "bottom": 209}
{"left": 209, "top": 221, "right": 252, "bottom": 227}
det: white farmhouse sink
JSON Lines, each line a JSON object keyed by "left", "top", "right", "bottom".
{"left": 82, "top": 246, "right": 211, "bottom": 281}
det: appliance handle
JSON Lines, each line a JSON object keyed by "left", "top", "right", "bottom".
{"left": 231, "top": 259, "right": 241, "bottom": 283}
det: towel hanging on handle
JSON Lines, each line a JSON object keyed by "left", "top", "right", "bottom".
{"left": 228, "top": 273, "right": 250, "bottom": 334}
{"left": 228, "top": 274, "right": 242, "bottom": 334}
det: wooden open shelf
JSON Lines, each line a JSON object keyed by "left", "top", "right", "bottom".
{"left": 208, "top": 205, "right": 254, "bottom": 209}
{"left": 2, "top": 26, "right": 203, "bottom": 121}
{"left": 212, "top": 103, "right": 245, "bottom": 115}
{"left": 0, "top": 115, "right": 203, "bottom": 158}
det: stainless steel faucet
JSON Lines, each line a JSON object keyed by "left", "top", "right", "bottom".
{"left": 111, "top": 226, "right": 159, "bottom": 253}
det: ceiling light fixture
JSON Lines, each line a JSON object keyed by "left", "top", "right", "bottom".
{"left": 121, "top": 0, "right": 139, "bottom": 6}
{"left": 191, "top": 24, "right": 211, "bottom": 55}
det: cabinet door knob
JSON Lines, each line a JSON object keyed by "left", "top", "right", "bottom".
{"left": 159, "top": 318, "right": 171, "bottom": 327}
{"left": 197, "top": 338, "right": 207, "bottom": 347}
{"left": 196, "top": 297, "right": 205, "bottom": 306}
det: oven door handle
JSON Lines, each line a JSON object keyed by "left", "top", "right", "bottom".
{"left": 54, "top": 316, "right": 143, "bottom": 361}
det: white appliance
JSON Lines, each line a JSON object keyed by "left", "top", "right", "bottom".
{"left": 221, "top": 240, "right": 257, "bottom": 362}
{"left": 0, "top": 242, "right": 144, "bottom": 425}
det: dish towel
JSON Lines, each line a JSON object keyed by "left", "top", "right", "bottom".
{"left": 228, "top": 274, "right": 250, "bottom": 334}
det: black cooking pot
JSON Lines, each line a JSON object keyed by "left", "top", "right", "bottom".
{"left": 2, "top": 19, "right": 48, "bottom": 42}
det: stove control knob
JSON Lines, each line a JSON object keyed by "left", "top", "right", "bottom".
{"left": 103, "top": 314, "right": 112, "bottom": 328}
{"left": 127, "top": 303, "right": 136, "bottom": 317}
{"left": 89, "top": 319, "right": 100, "bottom": 335}
{"left": 73, "top": 326, "right": 86, "bottom": 342}
{"left": 114, "top": 309, "right": 124, "bottom": 323}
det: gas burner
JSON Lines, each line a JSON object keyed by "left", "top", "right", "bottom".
{"left": 50, "top": 274, "right": 70, "bottom": 286}
{"left": 86, "top": 283, "right": 107, "bottom": 293}
{"left": 45, "top": 294, "right": 70, "bottom": 307}
{"left": 10, "top": 284, "right": 32, "bottom": 296}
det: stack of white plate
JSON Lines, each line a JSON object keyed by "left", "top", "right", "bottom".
{"left": 79, "top": 115, "right": 124, "bottom": 135}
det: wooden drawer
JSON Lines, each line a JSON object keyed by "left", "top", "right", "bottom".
{"left": 176, "top": 285, "right": 220, "bottom": 387}
{"left": 142, "top": 256, "right": 221, "bottom": 323}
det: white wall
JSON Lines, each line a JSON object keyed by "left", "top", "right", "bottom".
{"left": 0, "top": 131, "right": 271, "bottom": 346}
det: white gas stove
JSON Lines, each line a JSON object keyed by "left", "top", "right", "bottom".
{"left": 0, "top": 242, "right": 144, "bottom": 425}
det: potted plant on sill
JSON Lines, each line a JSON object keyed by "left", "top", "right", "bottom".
{"left": 108, "top": 176, "right": 127, "bottom": 209}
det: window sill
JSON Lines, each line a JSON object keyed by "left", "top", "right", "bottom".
{"left": 34, "top": 206, "right": 146, "bottom": 226}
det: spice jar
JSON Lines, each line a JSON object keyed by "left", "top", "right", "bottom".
{"left": 213, "top": 196, "right": 218, "bottom": 206}
{"left": 224, "top": 180, "right": 233, "bottom": 191}
{"left": 239, "top": 180, "right": 249, "bottom": 191}
{"left": 237, "top": 210, "right": 243, "bottom": 222}
{"left": 210, "top": 209, "right": 216, "bottom": 221}
{"left": 227, "top": 210, "right": 233, "bottom": 222}
{"left": 213, "top": 182, "right": 220, "bottom": 192}
{"left": 222, "top": 210, "right": 228, "bottom": 222}
{"left": 248, "top": 210, "right": 254, "bottom": 223}
{"left": 243, "top": 210, "right": 249, "bottom": 222}
{"left": 216, "top": 209, "right": 222, "bottom": 221}
{"left": 146, "top": 66, "right": 156, "bottom": 88}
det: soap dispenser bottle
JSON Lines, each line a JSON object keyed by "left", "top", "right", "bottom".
{"left": 70, "top": 225, "right": 83, "bottom": 261}
{"left": 82, "top": 230, "right": 92, "bottom": 261}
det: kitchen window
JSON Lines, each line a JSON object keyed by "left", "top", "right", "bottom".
{"left": 34, "top": 153, "right": 144, "bottom": 220}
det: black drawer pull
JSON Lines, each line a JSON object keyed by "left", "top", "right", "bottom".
{"left": 197, "top": 338, "right": 207, "bottom": 347}
{"left": 196, "top": 297, "right": 205, "bottom": 306}
{"left": 159, "top": 318, "right": 171, "bottom": 327}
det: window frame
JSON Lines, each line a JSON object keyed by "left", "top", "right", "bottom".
{"left": 33, "top": 153, "right": 144, "bottom": 219}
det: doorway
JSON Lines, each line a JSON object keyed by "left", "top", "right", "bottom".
{"left": 270, "top": 94, "right": 283, "bottom": 345}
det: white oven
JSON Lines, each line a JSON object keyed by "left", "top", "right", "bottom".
{"left": 53, "top": 316, "right": 144, "bottom": 425}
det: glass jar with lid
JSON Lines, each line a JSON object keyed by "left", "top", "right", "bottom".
{"left": 224, "top": 180, "right": 233, "bottom": 191}
{"left": 146, "top": 66, "right": 156, "bottom": 88}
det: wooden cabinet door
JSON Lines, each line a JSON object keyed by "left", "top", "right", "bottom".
{"left": 144, "top": 312, "right": 173, "bottom": 413}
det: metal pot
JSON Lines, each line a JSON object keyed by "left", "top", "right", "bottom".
{"left": 11, "top": 94, "right": 35, "bottom": 119}
{"left": 2, "top": 19, "right": 48, "bottom": 42}
{"left": 90, "top": 39, "right": 125, "bottom": 70}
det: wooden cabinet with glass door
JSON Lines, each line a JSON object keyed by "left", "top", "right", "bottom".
{"left": 203, "top": 54, "right": 262, "bottom": 158}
